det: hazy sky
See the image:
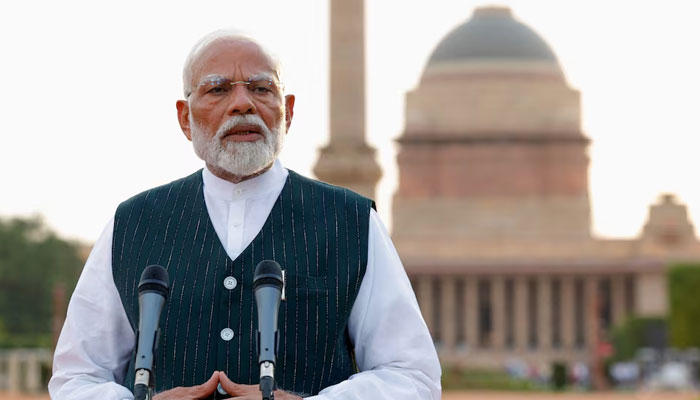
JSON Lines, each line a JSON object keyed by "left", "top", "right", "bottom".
{"left": 1, "top": 0, "right": 699, "bottom": 243}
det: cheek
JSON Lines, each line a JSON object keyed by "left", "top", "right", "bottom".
{"left": 260, "top": 104, "right": 286, "bottom": 125}
{"left": 189, "top": 109, "right": 219, "bottom": 131}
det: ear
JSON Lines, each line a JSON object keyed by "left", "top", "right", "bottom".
{"left": 176, "top": 100, "right": 192, "bottom": 141}
{"left": 284, "top": 94, "right": 295, "bottom": 133}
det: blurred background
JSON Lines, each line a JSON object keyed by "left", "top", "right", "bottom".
{"left": 1, "top": 0, "right": 699, "bottom": 398}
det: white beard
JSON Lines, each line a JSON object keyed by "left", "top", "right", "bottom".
{"left": 190, "top": 113, "right": 285, "bottom": 177}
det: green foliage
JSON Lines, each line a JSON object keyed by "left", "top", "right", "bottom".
{"left": 0, "top": 215, "right": 84, "bottom": 348}
{"left": 551, "top": 362, "right": 567, "bottom": 390}
{"left": 441, "top": 367, "right": 539, "bottom": 391}
{"left": 608, "top": 316, "right": 667, "bottom": 362}
{"left": 668, "top": 263, "right": 700, "bottom": 348}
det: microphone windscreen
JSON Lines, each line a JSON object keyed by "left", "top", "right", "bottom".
{"left": 138, "top": 265, "right": 170, "bottom": 297}
{"left": 253, "top": 260, "right": 283, "bottom": 291}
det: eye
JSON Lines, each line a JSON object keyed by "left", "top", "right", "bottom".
{"left": 248, "top": 81, "right": 274, "bottom": 94}
{"left": 198, "top": 77, "right": 232, "bottom": 96}
{"left": 206, "top": 85, "right": 228, "bottom": 94}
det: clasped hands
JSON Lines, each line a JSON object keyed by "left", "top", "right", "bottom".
{"left": 152, "top": 371, "right": 302, "bottom": 400}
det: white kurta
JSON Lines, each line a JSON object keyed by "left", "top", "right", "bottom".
{"left": 49, "top": 160, "right": 442, "bottom": 399}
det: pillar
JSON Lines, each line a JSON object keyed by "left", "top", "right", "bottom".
{"left": 7, "top": 351, "right": 21, "bottom": 393}
{"left": 491, "top": 276, "right": 505, "bottom": 350}
{"left": 25, "top": 352, "right": 42, "bottom": 393}
{"left": 585, "top": 276, "right": 599, "bottom": 350}
{"left": 538, "top": 276, "right": 552, "bottom": 350}
{"left": 465, "top": 277, "right": 479, "bottom": 349}
{"left": 514, "top": 277, "right": 528, "bottom": 350}
{"left": 561, "top": 276, "right": 575, "bottom": 349}
{"left": 441, "top": 277, "right": 457, "bottom": 352}
{"left": 417, "top": 276, "right": 434, "bottom": 338}
{"left": 314, "top": 0, "right": 381, "bottom": 198}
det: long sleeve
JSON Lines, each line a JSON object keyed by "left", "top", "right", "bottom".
{"left": 311, "top": 210, "right": 442, "bottom": 399}
{"left": 49, "top": 218, "right": 136, "bottom": 400}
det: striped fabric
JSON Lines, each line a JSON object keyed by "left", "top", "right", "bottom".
{"left": 111, "top": 169, "right": 373, "bottom": 396}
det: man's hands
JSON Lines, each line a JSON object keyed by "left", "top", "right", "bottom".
{"left": 152, "top": 371, "right": 220, "bottom": 399}
{"left": 150, "top": 371, "right": 302, "bottom": 400}
{"left": 218, "top": 372, "right": 302, "bottom": 400}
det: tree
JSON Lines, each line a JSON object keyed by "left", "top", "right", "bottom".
{"left": 668, "top": 263, "right": 700, "bottom": 348}
{"left": 0, "top": 215, "right": 84, "bottom": 348}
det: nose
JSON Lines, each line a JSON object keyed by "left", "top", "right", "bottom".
{"left": 226, "top": 84, "right": 256, "bottom": 115}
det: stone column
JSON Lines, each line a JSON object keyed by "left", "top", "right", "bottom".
{"left": 441, "top": 277, "right": 457, "bottom": 352}
{"left": 491, "top": 276, "right": 506, "bottom": 350}
{"left": 25, "top": 352, "right": 41, "bottom": 393}
{"left": 7, "top": 350, "right": 21, "bottom": 393}
{"left": 514, "top": 277, "right": 528, "bottom": 350}
{"left": 611, "top": 275, "right": 626, "bottom": 328}
{"left": 465, "top": 277, "right": 479, "bottom": 349}
{"left": 314, "top": 0, "right": 381, "bottom": 199}
{"left": 561, "top": 276, "right": 576, "bottom": 349}
{"left": 417, "top": 277, "right": 434, "bottom": 337}
{"left": 584, "top": 276, "right": 599, "bottom": 350}
{"left": 538, "top": 276, "right": 552, "bottom": 350}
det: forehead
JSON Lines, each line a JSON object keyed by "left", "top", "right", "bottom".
{"left": 190, "top": 39, "right": 278, "bottom": 83}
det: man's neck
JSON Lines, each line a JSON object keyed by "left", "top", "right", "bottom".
{"left": 205, "top": 162, "right": 274, "bottom": 184}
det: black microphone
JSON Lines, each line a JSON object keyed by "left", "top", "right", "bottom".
{"left": 253, "top": 260, "right": 284, "bottom": 400}
{"left": 133, "top": 265, "right": 170, "bottom": 400}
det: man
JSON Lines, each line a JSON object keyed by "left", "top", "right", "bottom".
{"left": 49, "top": 31, "right": 441, "bottom": 399}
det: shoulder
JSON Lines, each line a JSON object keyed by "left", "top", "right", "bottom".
{"left": 286, "top": 169, "right": 376, "bottom": 212}
{"left": 115, "top": 170, "right": 203, "bottom": 216}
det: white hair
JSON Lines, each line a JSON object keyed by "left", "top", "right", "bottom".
{"left": 190, "top": 114, "right": 285, "bottom": 177}
{"left": 182, "top": 29, "right": 284, "bottom": 97}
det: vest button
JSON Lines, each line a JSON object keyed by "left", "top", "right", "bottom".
{"left": 220, "top": 328, "right": 234, "bottom": 341}
{"left": 224, "top": 276, "right": 238, "bottom": 290}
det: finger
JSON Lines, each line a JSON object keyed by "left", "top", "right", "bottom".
{"left": 219, "top": 372, "right": 257, "bottom": 396}
{"left": 191, "top": 371, "right": 220, "bottom": 396}
{"left": 275, "top": 390, "right": 302, "bottom": 400}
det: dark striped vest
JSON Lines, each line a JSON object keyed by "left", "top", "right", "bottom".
{"left": 111, "top": 169, "right": 374, "bottom": 396}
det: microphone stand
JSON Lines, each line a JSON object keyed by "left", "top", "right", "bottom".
{"left": 260, "top": 361, "right": 275, "bottom": 400}
{"left": 133, "top": 368, "right": 153, "bottom": 400}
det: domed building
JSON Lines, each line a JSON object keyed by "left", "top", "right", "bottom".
{"left": 395, "top": 6, "right": 589, "bottom": 247}
{"left": 391, "top": 6, "right": 700, "bottom": 369}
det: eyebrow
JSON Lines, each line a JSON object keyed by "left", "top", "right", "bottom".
{"left": 198, "top": 72, "right": 277, "bottom": 84}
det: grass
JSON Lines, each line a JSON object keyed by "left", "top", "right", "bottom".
{"left": 442, "top": 368, "right": 541, "bottom": 391}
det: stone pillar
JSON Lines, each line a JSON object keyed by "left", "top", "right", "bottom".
{"left": 417, "top": 277, "right": 434, "bottom": 337}
{"left": 7, "top": 351, "right": 21, "bottom": 393}
{"left": 561, "top": 276, "right": 576, "bottom": 349}
{"left": 465, "top": 277, "right": 479, "bottom": 349}
{"left": 538, "top": 276, "right": 552, "bottom": 350}
{"left": 491, "top": 276, "right": 506, "bottom": 350}
{"left": 314, "top": 0, "right": 381, "bottom": 199}
{"left": 611, "top": 275, "right": 626, "bottom": 328}
{"left": 25, "top": 352, "right": 41, "bottom": 393}
{"left": 514, "top": 277, "right": 528, "bottom": 350}
{"left": 584, "top": 276, "right": 599, "bottom": 350}
{"left": 441, "top": 277, "right": 457, "bottom": 352}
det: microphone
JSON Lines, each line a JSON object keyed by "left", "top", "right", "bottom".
{"left": 133, "top": 265, "right": 170, "bottom": 400}
{"left": 253, "top": 260, "right": 284, "bottom": 400}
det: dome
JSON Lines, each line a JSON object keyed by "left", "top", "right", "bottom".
{"left": 427, "top": 7, "right": 560, "bottom": 67}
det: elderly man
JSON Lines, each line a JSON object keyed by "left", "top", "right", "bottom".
{"left": 49, "top": 31, "right": 441, "bottom": 399}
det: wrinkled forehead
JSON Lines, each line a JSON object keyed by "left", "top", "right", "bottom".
{"left": 190, "top": 39, "right": 280, "bottom": 86}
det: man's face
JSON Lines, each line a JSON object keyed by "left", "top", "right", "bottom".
{"left": 176, "top": 39, "right": 295, "bottom": 180}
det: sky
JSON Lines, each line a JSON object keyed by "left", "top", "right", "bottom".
{"left": 1, "top": 0, "right": 699, "bottom": 243}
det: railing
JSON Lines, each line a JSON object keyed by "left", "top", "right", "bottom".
{"left": 0, "top": 348, "right": 52, "bottom": 393}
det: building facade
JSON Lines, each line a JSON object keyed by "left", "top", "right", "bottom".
{"left": 391, "top": 7, "right": 700, "bottom": 369}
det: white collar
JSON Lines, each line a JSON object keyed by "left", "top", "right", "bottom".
{"left": 201, "top": 159, "right": 288, "bottom": 201}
